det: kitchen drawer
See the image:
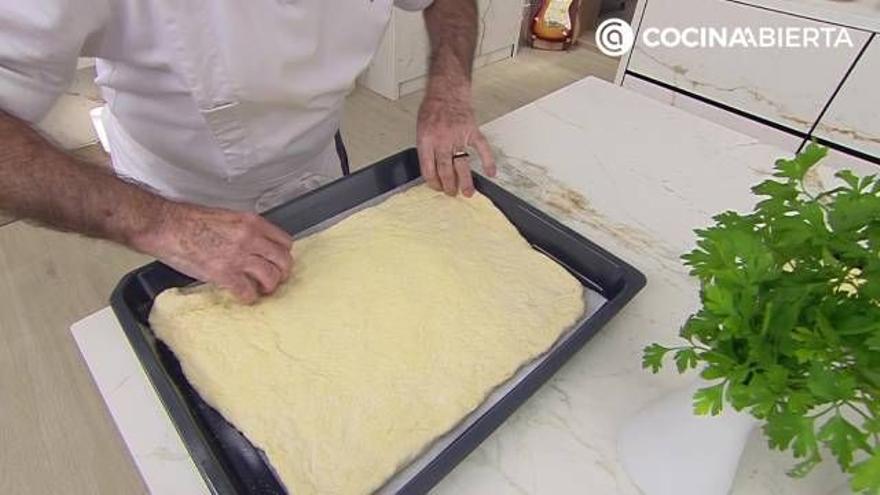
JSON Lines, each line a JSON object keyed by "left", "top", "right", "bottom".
{"left": 814, "top": 38, "right": 880, "bottom": 162}
{"left": 626, "top": 0, "right": 871, "bottom": 134}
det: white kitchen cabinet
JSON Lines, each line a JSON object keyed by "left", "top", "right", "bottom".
{"left": 359, "top": 1, "right": 523, "bottom": 100}
{"left": 625, "top": 0, "right": 871, "bottom": 135}
{"left": 736, "top": 0, "right": 880, "bottom": 33}
{"left": 815, "top": 38, "right": 880, "bottom": 161}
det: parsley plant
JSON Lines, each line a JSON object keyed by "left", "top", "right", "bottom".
{"left": 644, "top": 144, "right": 880, "bottom": 492}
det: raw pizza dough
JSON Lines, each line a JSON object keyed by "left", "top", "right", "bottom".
{"left": 150, "top": 185, "right": 585, "bottom": 495}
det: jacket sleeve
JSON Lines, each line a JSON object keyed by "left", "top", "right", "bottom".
{"left": 0, "top": 0, "right": 110, "bottom": 122}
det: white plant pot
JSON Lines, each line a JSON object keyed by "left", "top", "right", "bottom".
{"left": 618, "top": 381, "right": 760, "bottom": 495}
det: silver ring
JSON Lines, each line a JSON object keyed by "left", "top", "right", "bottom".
{"left": 452, "top": 150, "right": 469, "bottom": 160}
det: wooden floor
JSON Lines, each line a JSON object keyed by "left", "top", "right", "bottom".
{"left": 0, "top": 44, "right": 617, "bottom": 494}
{"left": 343, "top": 44, "right": 618, "bottom": 168}
{"left": 0, "top": 211, "right": 13, "bottom": 228}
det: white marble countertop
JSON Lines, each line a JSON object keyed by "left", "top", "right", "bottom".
{"left": 72, "top": 77, "right": 858, "bottom": 494}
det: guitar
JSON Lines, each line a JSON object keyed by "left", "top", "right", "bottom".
{"left": 531, "top": 0, "right": 577, "bottom": 46}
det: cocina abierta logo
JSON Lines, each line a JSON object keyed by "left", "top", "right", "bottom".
{"left": 595, "top": 18, "right": 856, "bottom": 57}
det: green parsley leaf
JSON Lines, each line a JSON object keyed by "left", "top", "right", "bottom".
{"left": 818, "top": 413, "right": 870, "bottom": 470}
{"left": 851, "top": 451, "right": 880, "bottom": 493}
{"left": 674, "top": 348, "right": 699, "bottom": 373}
{"left": 693, "top": 382, "right": 725, "bottom": 416}
{"left": 642, "top": 344, "right": 671, "bottom": 373}
{"left": 836, "top": 169, "right": 861, "bottom": 190}
{"left": 773, "top": 143, "right": 827, "bottom": 181}
{"left": 645, "top": 145, "right": 880, "bottom": 491}
{"left": 807, "top": 362, "right": 855, "bottom": 402}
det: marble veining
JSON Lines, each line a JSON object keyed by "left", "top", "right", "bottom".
{"left": 73, "top": 77, "right": 858, "bottom": 494}
{"left": 629, "top": 0, "right": 871, "bottom": 134}
{"left": 815, "top": 40, "right": 880, "bottom": 160}
{"left": 632, "top": 49, "right": 814, "bottom": 130}
{"left": 780, "top": 0, "right": 880, "bottom": 15}
{"left": 819, "top": 124, "right": 880, "bottom": 147}
{"left": 490, "top": 145, "right": 689, "bottom": 279}
{"left": 740, "top": 0, "right": 880, "bottom": 32}
{"left": 72, "top": 309, "right": 209, "bottom": 495}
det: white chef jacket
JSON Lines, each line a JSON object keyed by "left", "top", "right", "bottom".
{"left": 0, "top": 0, "right": 434, "bottom": 211}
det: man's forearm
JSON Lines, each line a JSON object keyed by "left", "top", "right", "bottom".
{"left": 417, "top": 0, "right": 495, "bottom": 196}
{"left": 423, "top": 0, "right": 479, "bottom": 93}
{"left": 0, "top": 110, "right": 296, "bottom": 302}
{"left": 0, "top": 110, "right": 168, "bottom": 251}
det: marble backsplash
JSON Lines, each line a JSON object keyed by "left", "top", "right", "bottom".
{"left": 815, "top": 38, "right": 880, "bottom": 161}
{"left": 627, "top": 0, "right": 871, "bottom": 135}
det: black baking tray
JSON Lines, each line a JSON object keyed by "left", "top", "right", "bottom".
{"left": 110, "top": 148, "right": 647, "bottom": 494}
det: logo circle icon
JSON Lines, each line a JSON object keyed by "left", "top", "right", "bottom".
{"left": 595, "top": 18, "right": 635, "bottom": 57}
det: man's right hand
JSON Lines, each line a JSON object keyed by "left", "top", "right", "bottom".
{"left": 136, "top": 203, "right": 294, "bottom": 304}
{"left": 1, "top": 110, "right": 291, "bottom": 305}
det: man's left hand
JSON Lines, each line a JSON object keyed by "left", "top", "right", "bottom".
{"left": 416, "top": 86, "right": 496, "bottom": 198}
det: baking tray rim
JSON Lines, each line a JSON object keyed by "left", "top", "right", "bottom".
{"left": 109, "top": 148, "right": 647, "bottom": 494}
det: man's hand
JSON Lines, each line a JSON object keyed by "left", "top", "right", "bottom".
{"left": 135, "top": 203, "right": 294, "bottom": 304}
{"left": 417, "top": 86, "right": 496, "bottom": 198}
{"left": 418, "top": 0, "right": 496, "bottom": 198}
{"left": 1, "top": 110, "right": 293, "bottom": 305}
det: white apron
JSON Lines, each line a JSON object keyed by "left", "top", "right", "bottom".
{"left": 0, "top": 0, "right": 433, "bottom": 210}
{"left": 98, "top": 0, "right": 434, "bottom": 211}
